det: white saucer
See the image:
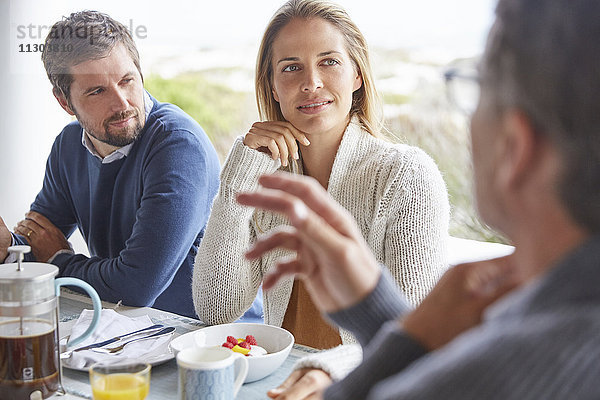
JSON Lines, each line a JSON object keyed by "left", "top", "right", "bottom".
{"left": 61, "top": 336, "right": 176, "bottom": 371}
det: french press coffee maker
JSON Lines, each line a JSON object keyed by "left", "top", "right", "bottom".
{"left": 0, "top": 246, "right": 101, "bottom": 399}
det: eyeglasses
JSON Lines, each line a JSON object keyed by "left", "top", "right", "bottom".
{"left": 443, "top": 66, "right": 480, "bottom": 115}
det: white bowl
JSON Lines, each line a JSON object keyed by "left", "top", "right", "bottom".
{"left": 170, "top": 323, "right": 294, "bottom": 382}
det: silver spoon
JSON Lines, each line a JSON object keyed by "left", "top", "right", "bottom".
{"left": 60, "top": 324, "right": 164, "bottom": 359}
{"left": 91, "top": 327, "right": 176, "bottom": 355}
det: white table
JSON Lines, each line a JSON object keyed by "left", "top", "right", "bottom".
{"left": 58, "top": 290, "right": 318, "bottom": 399}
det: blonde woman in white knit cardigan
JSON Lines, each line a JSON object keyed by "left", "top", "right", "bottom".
{"left": 193, "top": 0, "right": 449, "bottom": 396}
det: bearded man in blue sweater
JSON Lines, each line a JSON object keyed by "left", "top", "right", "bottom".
{"left": 0, "top": 11, "right": 263, "bottom": 320}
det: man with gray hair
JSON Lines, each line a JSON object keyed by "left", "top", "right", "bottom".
{"left": 0, "top": 11, "right": 226, "bottom": 319}
{"left": 237, "top": 0, "right": 600, "bottom": 398}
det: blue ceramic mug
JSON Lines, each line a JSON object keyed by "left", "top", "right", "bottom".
{"left": 177, "top": 346, "right": 248, "bottom": 400}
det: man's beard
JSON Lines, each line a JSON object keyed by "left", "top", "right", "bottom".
{"left": 78, "top": 109, "right": 143, "bottom": 147}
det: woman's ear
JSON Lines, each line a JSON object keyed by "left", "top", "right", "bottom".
{"left": 353, "top": 72, "right": 363, "bottom": 92}
{"left": 272, "top": 86, "right": 280, "bottom": 103}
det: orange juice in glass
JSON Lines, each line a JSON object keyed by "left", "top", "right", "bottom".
{"left": 90, "top": 360, "right": 150, "bottom": 400}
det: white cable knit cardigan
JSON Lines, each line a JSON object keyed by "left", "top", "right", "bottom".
{"left": 192, "top": 120, "right": 449, "bottom": 378}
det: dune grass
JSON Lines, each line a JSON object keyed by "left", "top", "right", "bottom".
{"left": 145, "top": 71, "right": 505, "bottom": 243}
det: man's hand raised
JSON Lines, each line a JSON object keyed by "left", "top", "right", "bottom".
{"left": 238, "top": 172, "right": 523, "bottom": 353}
{"left": 237, "top": 172, "right": 381, "bottom": 314}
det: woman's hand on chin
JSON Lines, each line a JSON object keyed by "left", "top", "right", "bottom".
{"left": 243, "top": 121, "right": 310, "bottom": 167}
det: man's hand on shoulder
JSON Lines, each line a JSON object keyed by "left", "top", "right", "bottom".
{"left": 0, "top": 216, "right": 11, "bottom": 262}
{"left": 14, "top": 211, "right": 70, "bottom": 262}
{"left": 402, "top": 256, "right": 522, "bottom": 351}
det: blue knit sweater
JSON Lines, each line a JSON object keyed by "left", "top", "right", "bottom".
{"left": 15, "top": 94, "right": 219, "bottom": 318}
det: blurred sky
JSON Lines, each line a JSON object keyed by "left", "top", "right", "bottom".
{"left": 9, "top": 0, "right": 496, "bottom": 71}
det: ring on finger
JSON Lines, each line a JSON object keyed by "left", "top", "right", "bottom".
{"left": 27, "top": 230, "right": 33, "bottom": 238}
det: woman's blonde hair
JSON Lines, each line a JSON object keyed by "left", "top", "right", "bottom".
{"left": 255, "top": 0, "right": 384, "bottom": 137}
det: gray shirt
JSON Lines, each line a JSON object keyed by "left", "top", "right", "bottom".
{"left": 325, "top": 235, "right": 600, "bottom": 399}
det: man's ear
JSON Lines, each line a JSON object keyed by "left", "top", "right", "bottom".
{"left": 53, "top": 88, "right": 75, "bottom": 116}
{"left": 497, "top": 110, "right": 539, "bottom": 191}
